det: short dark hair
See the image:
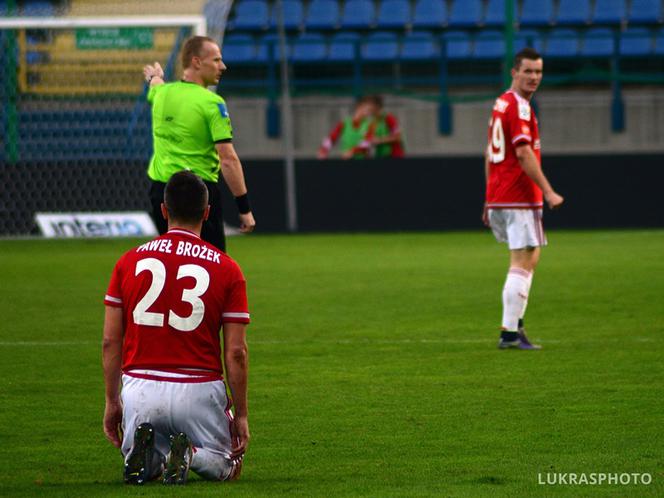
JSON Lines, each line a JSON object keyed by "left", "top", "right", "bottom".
{"left": 513, "top": 47, "right": 542, "bottom": 69}
{"left": 164, "top": 171, "right": 209, "bottom": 224}
{"left": 181, "top": 36, "right": 217, "bottom": 69}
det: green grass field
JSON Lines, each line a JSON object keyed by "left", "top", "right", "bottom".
{"left": 1, "top": 230, "right": 663, "bottom": 497}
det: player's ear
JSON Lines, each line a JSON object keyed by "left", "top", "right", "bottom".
{"left": 161, "top": 203, "right": 169, "bottom": 221}
{"left": 203, "top": 205, "right": 211, "bottom": 221}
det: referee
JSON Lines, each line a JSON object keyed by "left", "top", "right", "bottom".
{"left": 143, "top": 36, "right": 255, "bottom": 252}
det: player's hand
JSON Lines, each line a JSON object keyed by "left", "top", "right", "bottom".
{"left": 341, "top": 150, "right": 354, "bottom": 160}
{"left": 103, "top": 399, "right": 123, "bottom": 448}
{"left": 317, "top": 148, "right": 328, "bottom": 160}
{"left": 545, "top": 191, "right": 564, "bottom": 210}
{"left": 143, "top": 62, "right": 164, "bottom": 83}
{"left": 239, "top": 212, "right": 256, "bottom": 233}
{"left": 482, "top": 203, "right": 490, "bottom": 227}
{"left": 230, "top": 415, "right": 250, "bottom": 459}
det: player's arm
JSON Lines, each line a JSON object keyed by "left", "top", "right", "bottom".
{"left": 318, "top": 122, "right": 344, "bottom": 159}
{"left": 102, "top": 305, "right": 124, "bottom": 448}
{"left": 482, "top": 148, "right": 491, "bottom": 226}
{"left": 223, "top": 322, "right": 250, "bottom": 459}
{"left": 370, "top": 114, "right": 402, "bottom": 145}
{"left": 216, "top": 142, "right": 256, "bottom": 233}
{"left": 515, "top": 144, "right": 564, "bottom": 209}
{"left": 143, "top": 62, "right": 165, "bottom": 87}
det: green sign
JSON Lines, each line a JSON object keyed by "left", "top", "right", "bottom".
{"left": 76, "top": 28, "right": 154, "bottom": 50}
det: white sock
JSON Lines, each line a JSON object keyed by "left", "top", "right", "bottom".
{"left": 502, "top": 268, "right": 531, "bottom": 331}
{"left": 190, "top": 447, "right": 235, "bottom": 481}
{"left": 519, "top": 271, "right": 534, "bottom": 321}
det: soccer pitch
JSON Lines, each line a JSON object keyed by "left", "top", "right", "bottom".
{"left": 1, "top": 230, "right": 663, "bottom": 497}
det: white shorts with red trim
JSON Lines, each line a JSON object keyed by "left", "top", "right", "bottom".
{"left": 488, "top": 208, "right": 547, "bottom": 250}
{"left": 121, "top": 372, "right": 238, "bottom": 480}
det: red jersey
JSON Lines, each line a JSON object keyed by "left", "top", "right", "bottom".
{"left": 485, "top": 90, "right": 543, "bottom": 209}
{"left": 104, "top": 228, "right": 249, "bottom": 378}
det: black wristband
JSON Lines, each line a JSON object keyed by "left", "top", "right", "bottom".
{"left": 235, "top": 193, "right": 251, "bottom": 214}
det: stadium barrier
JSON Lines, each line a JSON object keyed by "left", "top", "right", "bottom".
{"left": 1, "top": 155, "right": 662, "bottom": 237}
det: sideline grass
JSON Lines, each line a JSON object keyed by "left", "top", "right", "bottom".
{"left": 1, "top": 230, "right": 663, "bottom": 497}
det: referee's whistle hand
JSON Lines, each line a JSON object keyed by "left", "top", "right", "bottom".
{"left": 239, "top": 212, "right": 256, "bottom": 233}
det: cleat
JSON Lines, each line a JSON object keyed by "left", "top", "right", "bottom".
{"left": 517, "top": 328, "right": 542, "bottom": 350}
{"left": 124, "top": 423, "right": 155, "bottom": 485}
{"left": 163, "top": 432, "right": 193, "bottom": 485}
{"left": 498, "top": 338, "right": 521, "bottom": 349}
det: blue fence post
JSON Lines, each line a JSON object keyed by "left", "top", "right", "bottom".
{"left": 438, "top": 38, "right": 452, "bottom": 135}
{"left": 610, "top": 29, "right": 625, "bottom": 132}
{"left": 266, "top": 40, "right": 281, "bottom": 138}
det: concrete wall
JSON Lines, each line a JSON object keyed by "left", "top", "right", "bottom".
{"left": 227, "top": 88, "right": 664, "bottom": 159}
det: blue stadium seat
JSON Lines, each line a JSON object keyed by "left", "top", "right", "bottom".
{"left": 473, "top": 30, "right": 505, "bottom": 59}
{"left": 362, "top": 31, "right": 399, "bottom": 60}
{"left": 628, "top": 0, "right": 662, "bottom": 24}
{"left": 328, "top": 32, "right": 361, "bottom": 61}
{"left": 412, "top": 0, "right": 447, "bottom": 29}
{"left": 515, "top": 29, "right": 544, "bottom": 53}
{"left": 556, "top": 0, "right": 591, "bottom": 25}
{"left": 448, "top": 0, "right": 483, "bottom": 27}
{"left": 269, "top": 0, "right": 304, "bottom": 30}
{"left": 580, "top": 28, "right": 615, "bottom": 56}
{"left": 21, "top": 0, "right": 54, "bottom": 16}
{"left": 340, "top": 0, "right": 376, "bottom": 29}
{"left": 544, "top": 28, "right": 579, "bottom": 57}
{"left": 230, "top": 0, "right": 269, "bottom": 31}
{"left": 400, "top": 31, "right": 438, "bottom": 60}
{"left": 305, "top": 0, "right": 340, "bottom": 30}
{"left": 592, "top": 0, "right": 627, "bottom": 25}
{"left": 619, "top": 27, "right": 653, "bottom": 55}
{"left": 256, "top": 33, "right": 287, "bottom": 61}
{"left": 520, "top": 0, "right": 554, "bottom": 26}
{"left": 442, "top": 30, "right": 472, "bottom": 59}
{"left": 655, "top": 28, "right": 664, "bottom": 54}
{"left": 485, "top": 0, "right": 517, "bottom": 27}
{"left": 222, "top": 34, "right": 256, "bottom": 63}
{"left": 291, "top": 33, "right": 327, "bottom": 61}
{"left": 376, "top": 0, "right": 411, "bottom": 29}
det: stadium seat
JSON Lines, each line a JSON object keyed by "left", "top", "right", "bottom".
{"left": 412, "top": 0, "right": 447, "bottom": 30}
{"left": 580, "top": 28, "right": 615, "bottom": 56}
{"left": 484, "top": 0, "right": 517, "bottom": 27}
{"left": 515, "top": 29, "right": 544, "bottom": 53}
{"left": 441, "top": 30, "right": 472, "bottom": 59}
{"left": 400, "top": 31, "right": 439, "bottom": 60}
{"left": 21, "top": 0, "right": 55, "bottom": 16}
{"left": 222, "top": 34, "right": 257, "bottom": 63}
{"left": 376, "top": 0, "right": 411, "bottom": 29}
{"left": 655, "top": 28, "right": 664, "bottom": 54}
{"left": 520, "top": 0, "right": 554, "bottom": 27}
{"left": 362, "top": 31, "right": 399, "bottom": 60}
{"left": 544, "top": 28, "right": 580, "bottom": 57}
{"left": 619, "top": 27, "right": 653, "bottom": 55}
{"left": 256, "top": 33, "right": 287, "bottom": 61}
{"left": 473, "top": 30, "right": 505, "bottom": 59}
{"left": 592, "top": 0, "right": 627, "bottom": 25}
{"left": 269, "top": 0, "right": 304, "bottom": 30}
{"left": 556, "top": 0, "right": 591, "bottom": 25}
{"left": 305, "top": 0, "right": 340, "bottom": 30}
{"left": 448, "top": 0, "right": 483, "bottom": 27}
{"left": 291, "top": 33, "right": 327, "bottom": 61}
{"left": 229, "top": 0, "right": 269, "bottom": 31}
{"left": 340, "top": 0, "right": 376, "bottom": 29}
{"left": 628, "top": 0, "right": 663, "bottom": 24}
{"left": 328, "top": 32, "right": 361, "bottom": 61}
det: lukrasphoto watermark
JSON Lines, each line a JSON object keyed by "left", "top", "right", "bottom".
{"left": 538, "top": 472, "right": 652, "bottom": 486}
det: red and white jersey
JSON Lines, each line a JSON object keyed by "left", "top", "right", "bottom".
{"left": 485, "top": 90, "right": 543, "bottom": 209}
{"left": 104, "top": 228, "right": 249, "bottom": 379}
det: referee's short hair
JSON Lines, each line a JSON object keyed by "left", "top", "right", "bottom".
{"left": 513, "top": 47, "right": 542, "bottom": 69}
{"left": 182, "top": 35, "right": 217, "bottom": 69}
{"left": 164, "top": 171, "right": 209, "bottom": 224}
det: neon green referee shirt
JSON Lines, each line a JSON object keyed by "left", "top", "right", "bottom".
{"left": 147, "top": 81, "right": 233, "bottom": 183}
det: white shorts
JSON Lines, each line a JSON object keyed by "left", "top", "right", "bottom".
{"left": 121, "top": 373, "right": 237, "bottom": 480}
{"left": 488, "top": 208, "right": 547, "bottom": 250}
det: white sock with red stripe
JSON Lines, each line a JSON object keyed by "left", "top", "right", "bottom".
{"left": 519, "top": 271, "right": 534, "bottom": 322}
{"left": 502, "top": 267, "right": 532, "bottom": 332}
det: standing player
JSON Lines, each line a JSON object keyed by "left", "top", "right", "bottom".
{"left": 317, "top": 97, "right": 375, "bottom": 159}
{"left": 483, "top": 48, "right": 564, "bottom": 350}
{"left": 102, "top": 171, "right": 250, "bottom": 484}
{"left": 143, "top": 36, "right": 255, "bottom": 253}
{"left": 365, "top": 95, "right": 405, "bottom": 158}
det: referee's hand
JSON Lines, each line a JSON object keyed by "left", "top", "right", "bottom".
{"left": 239, "top": 212, "right": 256, "bottom": 233}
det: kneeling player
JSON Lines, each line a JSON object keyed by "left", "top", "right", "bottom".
{"left": 102, "top": 171, "right": 250, "bottom": 484}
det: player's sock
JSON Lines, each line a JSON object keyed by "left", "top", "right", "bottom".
{"left": 502, "top": 267, "right": 531, "bottom": 332}
{"left": 518, "top": 271, "right": 534, "bottom": 323}
{"left": 190, "top": 447, "right": 238, "bottom": 481}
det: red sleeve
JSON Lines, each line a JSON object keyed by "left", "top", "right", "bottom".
{"left": 384, "top": 114, "right": 400, "bottom": 133}
{"left": 327, "top": 121, "right": 344, "bottom": 145}
{"left": 222, "top": 263, "right": 250, "bottom": 324}
{"left": 507, "top": 98, "right": 533, "bottom": 148}
{"left": 104, "top": 257, "right": 125, "bottom": 308}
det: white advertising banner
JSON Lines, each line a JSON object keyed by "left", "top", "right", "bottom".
{"left": 35, "top": 212, "right": 158, "bottom": 238}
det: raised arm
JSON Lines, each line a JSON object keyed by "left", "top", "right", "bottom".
{"left": 102, "top": 305, "right": 124, "bottom": 448}
{"left": 223, "top": 322, "right": 250, "bottom": 459}
{"left": 215, "top": 142, "right": 256, "bottom": 233}
{"left": 143, "top": 62, "right": 165, "bottom": 87}
{"left": 515, "top": 144, "right": 564, "bottom": 209}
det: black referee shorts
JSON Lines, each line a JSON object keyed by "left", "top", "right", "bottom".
{"left": 149, "top": 179, "right": 226, "bottom": 253}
